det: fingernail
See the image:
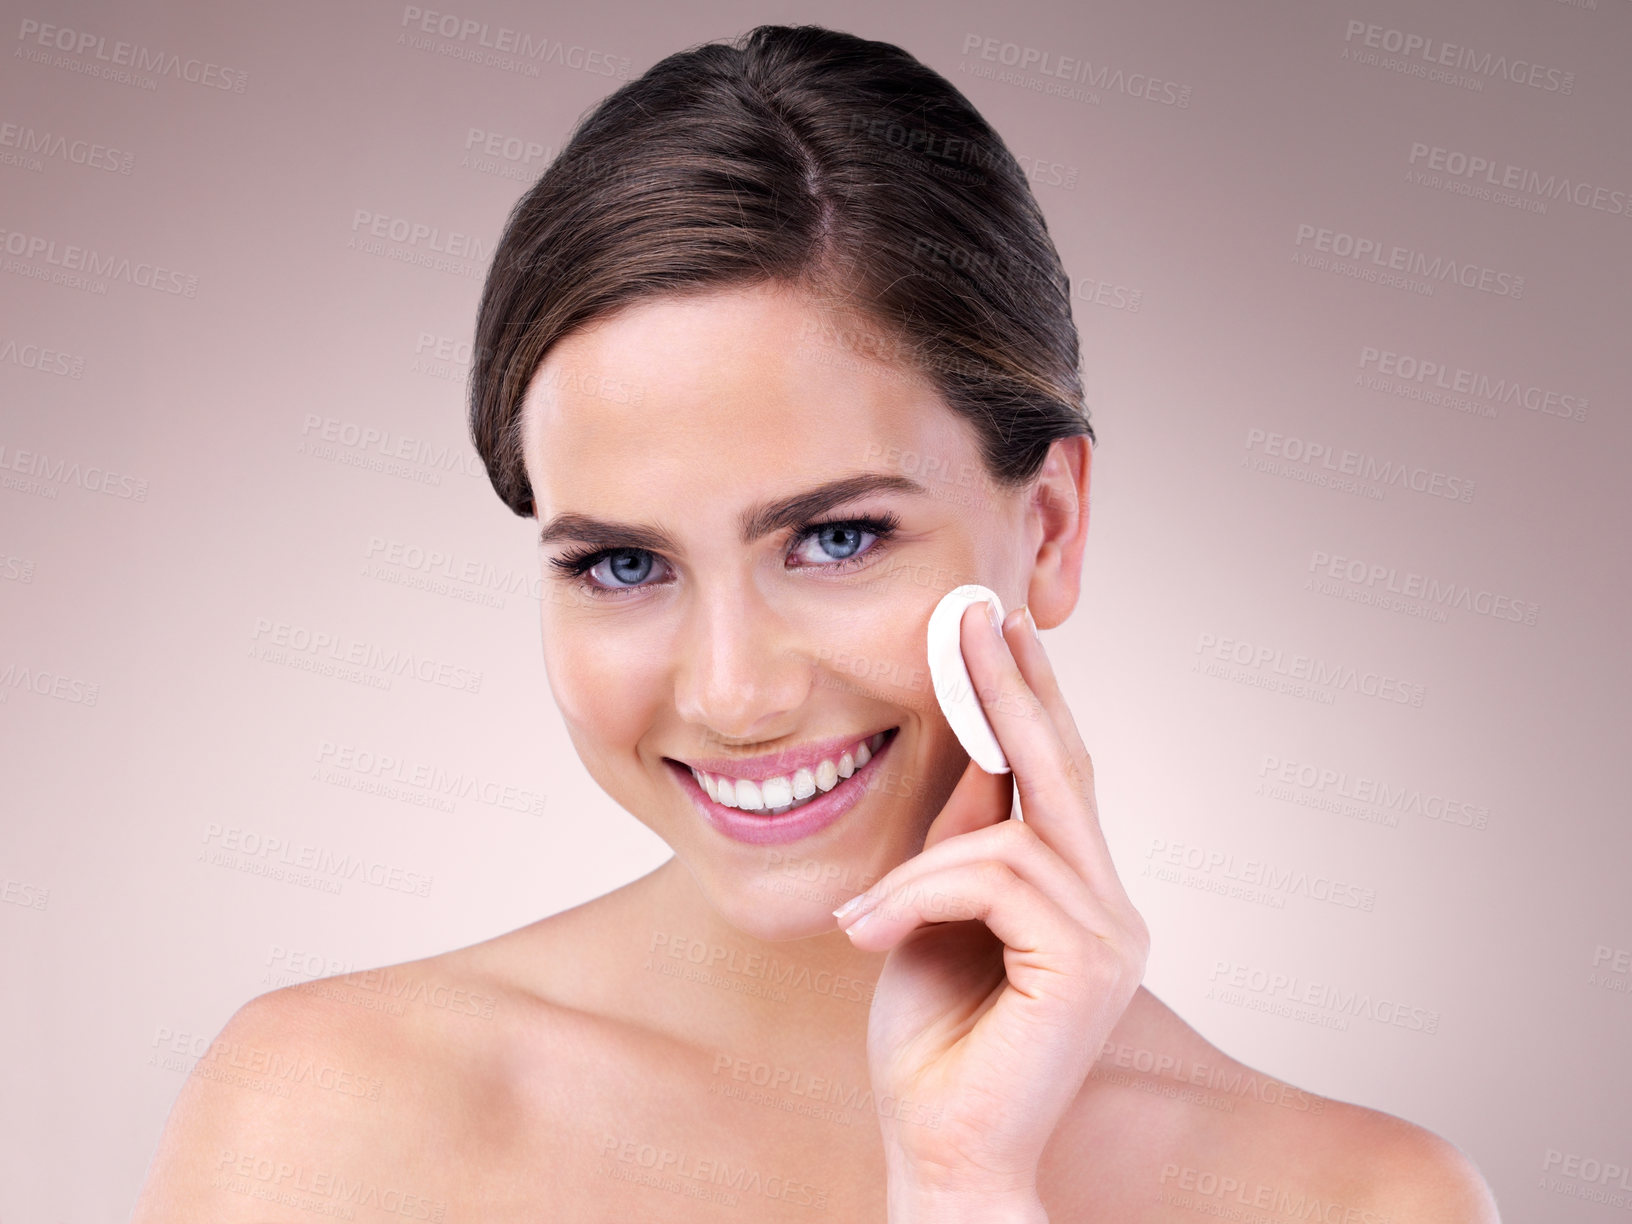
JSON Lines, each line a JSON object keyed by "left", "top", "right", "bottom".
{"left": 1022, "top": 605, "right": 1040, "bottom": 641}
{"left": 833, "top": 892, "right": 873, "bottom": 923}
{"left": 985, "top": 599, "right": 1003, "bottom": 637}
{"left": 842, "top": 910, "right": 877, "bottom": 940}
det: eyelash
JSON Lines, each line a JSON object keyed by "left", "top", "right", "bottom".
{"left": 549, "top": 512, "right": 902, "bottom": 599}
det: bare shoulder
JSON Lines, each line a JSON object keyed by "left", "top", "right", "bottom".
{"left": 128, "top": 944, "right": 545, "bottom": 1223}
{"left": 128, "top": 871, "right": 704, "bottom": 1221}
{"left": 1301, "top": 1091, "right": 1502, "bottom": 1222}
{"left": 1076, "top": 992, "right": 1500, "bottom": 1223}
{"left": 1193, "top": 1051, "right": 1502, "bottom": 1224}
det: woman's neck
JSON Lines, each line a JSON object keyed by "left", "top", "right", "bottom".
{"left": 610, "top": 856, "right": 886, "bottom": 1059}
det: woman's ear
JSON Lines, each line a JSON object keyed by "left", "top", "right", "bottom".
{"left": 1022, "top": 435, "right": 1092, "bottom": 631}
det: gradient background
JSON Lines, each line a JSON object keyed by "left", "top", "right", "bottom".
{"left": 3, "top": 0, "right": 1629, "bottom": 1219}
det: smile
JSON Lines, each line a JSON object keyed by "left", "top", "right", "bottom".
{"left": 665, "top": 727, "right": 900, "bottom": 846}
{"left": 691, "top": 728, "right": 893, "bottom": 813}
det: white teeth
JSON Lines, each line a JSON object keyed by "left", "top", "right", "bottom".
{"left": 792, "top": 767, "right": 816, "bottom": 800}
{"left": 689, "top": 730, "right": 893, "bottom": 815}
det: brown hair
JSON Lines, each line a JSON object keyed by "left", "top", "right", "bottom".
{"left": 468, "top": 22, "right": 1094, "bottom": 518}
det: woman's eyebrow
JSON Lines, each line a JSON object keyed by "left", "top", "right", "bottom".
{"left": 537, "top": 471, "right": 927, "bottom": 551}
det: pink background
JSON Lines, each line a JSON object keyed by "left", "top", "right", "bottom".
{"left": 3, "top": 0, "right": 1629, "bottom": 1218}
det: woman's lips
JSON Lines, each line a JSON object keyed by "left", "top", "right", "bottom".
{"left": 668, "top": 728, "right": 899, "bottom": 846}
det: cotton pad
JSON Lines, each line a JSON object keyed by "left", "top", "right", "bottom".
{"left": 927, "top": 584, "right": 1011, "bottom": 775}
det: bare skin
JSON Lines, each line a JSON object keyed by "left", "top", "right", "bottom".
{"left": 131, "top": 283, "right": 1500, "bottom": 1223}
{"left": 129, "top": 886, "right": 1496, "bottom": 1222}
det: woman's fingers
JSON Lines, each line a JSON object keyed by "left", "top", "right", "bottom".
{"left": 838, "top": 815, "right": 1106, "bottom": 937}
{"left": 959, "top": 599, "right": 1119, "bottom": 898}
{"left": 839, "top": 856, "right": 1148, "bottom": 1026}
{"left": 920, "top": 754, "right": 1014, "bottom": 854}
{"left": 1002, "top": 607, "right": 1096, "bottom": 807}
{"left": 838, "top": 857, "right": 1083, "bottom": 975}
{"left": 997, "top": 607, "right": 1120, "bottom": 880}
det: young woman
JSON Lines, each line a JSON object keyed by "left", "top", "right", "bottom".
{"left": 134, "top": 24, "right": 1501, "bottom": 1223}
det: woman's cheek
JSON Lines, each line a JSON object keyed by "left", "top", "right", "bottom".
{"left": 796, "top": 580, "right": 925, "bottom": 700}
{"left": 542, "top": 615, "right": 659, "bottom": 744}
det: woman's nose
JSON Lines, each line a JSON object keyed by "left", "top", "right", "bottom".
{"left": 671, "top": 593, "right": 813, "bottom": 741}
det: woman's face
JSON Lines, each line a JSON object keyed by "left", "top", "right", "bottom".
{"left": 520, "top": 281, "right": 1060, "bottom": 942}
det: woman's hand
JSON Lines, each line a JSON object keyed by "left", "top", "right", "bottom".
{"left": 833, "top": 601, "right": 1150, "bottom": 1222}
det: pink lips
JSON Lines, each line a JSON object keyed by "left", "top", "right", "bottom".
{"left": 668, "top": 728, "right": 899, "bottom": 846}
{"left": 677, "top": 728, "right": 896, "bottom": 782}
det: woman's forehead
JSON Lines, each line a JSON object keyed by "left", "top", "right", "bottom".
{"left": 521, "top": 288, "right": 963, "bottom": 482}
{"left": 529, "top": 282, "right": 904, "bottom": 390}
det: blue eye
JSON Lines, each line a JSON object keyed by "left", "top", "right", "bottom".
{"left": 550, "top": 512, "right": 902, "bottom": 599}
{"left": 794, "top": 521, "right": 872, "bottom": 564}
{"left": 599, "top": 550, "right": 655, "bottom": 586}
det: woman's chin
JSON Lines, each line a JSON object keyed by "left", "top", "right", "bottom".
{"left": 710, "top": 880, "right": 863, "bottom": 944}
